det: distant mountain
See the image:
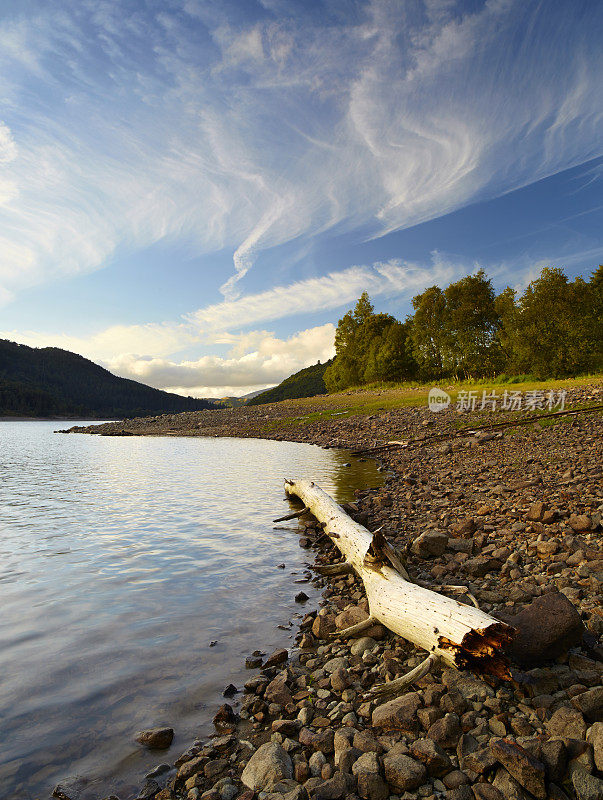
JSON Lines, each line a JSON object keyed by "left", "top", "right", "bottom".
{"left": 0, "top": 339, "right": 216, "bottom": 418}
{"left": 247, "top": 360, "right": 332, "bottom": 406}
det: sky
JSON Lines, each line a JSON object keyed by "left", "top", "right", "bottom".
{"left": 0, "top": 0, "right": 601, "bottom": 397}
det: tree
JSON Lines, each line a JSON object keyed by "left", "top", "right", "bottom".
{"left": 408, "top": 286, "right": 447, "bottom": 378}
{"left": 442, "top": 270, "right": 503, "bottom": 378}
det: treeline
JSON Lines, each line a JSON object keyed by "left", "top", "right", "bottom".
{"left": 248, "top": 359, "right": 332, "bottom": 405}
{"left": 324, "top": 266, "right": 602, "bottom": 391}
{"left": 0, "top": 339, "right": 216, "bottom": 418}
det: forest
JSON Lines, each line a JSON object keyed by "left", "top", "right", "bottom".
{"left": 0, "top": 339, "right": 215, "bottom": 417}
{"left": 324, "top": 266, "right": 603, "bottom": 392}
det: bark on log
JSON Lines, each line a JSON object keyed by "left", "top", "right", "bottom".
{"left": 285, "top": 479, "right": 514, "bottom": 679}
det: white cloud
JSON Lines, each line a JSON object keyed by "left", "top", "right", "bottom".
{"left": 105, "top": 323, "right": 336, "bottom": 397}
{"left": 191, "top": 257, "right": 457, "bottom": 331}
{"left": 0, "top": 1, "right": 599, "bottom": 303}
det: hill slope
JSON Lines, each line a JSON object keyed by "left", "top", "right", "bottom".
{"left": 0, "top": 339, "right": 215, "bottom": 418}
{"left": 247, "top": 360, "right": 332, "bottom": 406}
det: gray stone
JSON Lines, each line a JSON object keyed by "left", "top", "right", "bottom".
{"left": 241, "top": 742, "right": 293, "bottom": 791}
{"left": 382, "top": 752, "right": 426, "bottom": 793}
{"left": 571, "top": 766, "right": 603, "bottom": 800}
{"left": 314, "top": 772, "right": 349, "bottom": 800}
{"left": 371, "top": 692, "right": 421, "bottom": 732}
{"left": 586, "top": 721, "right": 603, "bottom": 771}
{"left": 410, "top": 738, "right": 452, "bottom": 776}
{"left": 411, "top": 530, "right": 448, "bottom": 558}
{"left": 546, "top": 705, "right": 587, "bottom": 740}
{"left": 540, "top": 739, "right": 567, "bottom": 783}
{"left": 299, "top": 727, "right": 335, "bottom": 753}
{"left": 442, "top": 670, "right": 494, "bottom": 702}
{"left": 572, "top": 687, "right": 603, "bottom": 722}
{"left": 350, "top": 637, "right": 377, "bottom": 657}
{"left": 492, "top": 766, "right": 530, "bottom": 800}
{"left": 352, "top": 752, "right": 380, "bottom": 775}
{"left": 309, "top": 752, "right": 328, "bottom": 777}
{"left": 427, "top": 713, "right": 462, "bottom": 748}
{"left": 356, "top": 772, "right": 388, "bottom": 800}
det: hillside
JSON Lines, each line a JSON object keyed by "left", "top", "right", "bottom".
{"left": 0, "top": 339, "right": 215, "bottom": 418}
{"left": 247, "top": 359, "right": 332, "bottom": 406}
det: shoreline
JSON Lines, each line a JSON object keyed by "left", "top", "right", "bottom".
{"left": 55, "top": 384, "right": 602, "bottom": 800}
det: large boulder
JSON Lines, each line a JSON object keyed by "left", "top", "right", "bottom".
{"left": 241, "top": 742, "right": 293, "bottom": 791}
{"left": 509, "top": 593, "right": 584, "bottom": 666}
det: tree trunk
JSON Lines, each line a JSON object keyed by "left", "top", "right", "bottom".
{"left": 285, "top": 479, "right": 514, "bottom": 679}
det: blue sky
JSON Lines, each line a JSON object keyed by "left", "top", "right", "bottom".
{"left": 0, "top": 0, "right": 601, "bottom": 396}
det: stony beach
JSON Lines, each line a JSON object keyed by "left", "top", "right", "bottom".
{"left": 59, "top": 383, "right": 603, "bottom": 800}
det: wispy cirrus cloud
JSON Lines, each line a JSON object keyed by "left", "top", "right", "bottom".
{"left": 0, "top": 0, "right": 600, "bottom": 305}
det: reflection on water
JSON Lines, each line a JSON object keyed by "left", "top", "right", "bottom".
{"left": 0, "top": 422, "right": 382, "bottom": 800}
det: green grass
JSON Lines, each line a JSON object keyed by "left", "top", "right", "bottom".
{"left": 256, "top": 373, "right": 602, "bottom": 434}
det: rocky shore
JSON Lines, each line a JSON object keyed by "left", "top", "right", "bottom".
{"left": 57, "top": 384, "right": 602, "bottom": 800}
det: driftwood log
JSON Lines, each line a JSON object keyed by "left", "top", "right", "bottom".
{"left": 285, "top": 479, "right": 514, "bottom": 682}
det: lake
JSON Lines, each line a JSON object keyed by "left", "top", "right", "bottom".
{"left": 0, "top": 422, "right": 381, "bottom": 799}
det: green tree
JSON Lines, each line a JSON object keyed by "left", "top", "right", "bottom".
{"left": 408, "top": 286, "right": 447, "bottom": 378}
{"left": 442, "top": 270, "right": 503, "bottom": 378}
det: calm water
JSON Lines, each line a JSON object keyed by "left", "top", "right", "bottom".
{"left": 0, "top": 422, "right": 382, "bottom": 800}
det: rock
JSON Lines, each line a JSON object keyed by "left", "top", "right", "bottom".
{"left": 571, "top": 687, "right": 603, "bottom": 721}
{"left": 546, "top": 705, "right": 587, "bottom": 740}
{"left": 338, "top": 746, "right": 362, "bottom": 774}
{"left": 346, "top": 733, "right": 373, "bottom": 756}
{"left": 299, "top": 727, "right": 335, "bottom": 753}
{"left": 246, "top": 654, "right": 263, "bottom": 668}
{"left": 472, "top": 785, "right": 505, "bottom": 800}
{"left": 352, "top": 752, "right": 380, "bottom": 775}
{"left": 371, "top": 691, "right": 421, "bottom": 732}
{"left": 273, "top": 719, "right": 302, "bottom": 736}
{"left": 295, "top": 592, "right": 309, "bottom": 603}
{"left": 330, "top": 667, "right": 350, "bottom": 693}
{"left": 356, "top": 772, "right": 388, "bottom": 800}
{"left": 410, "top": 738, "right": 453, "bottom": 776}
{"left": 527, "top": 502, "right": 547, "bottom": 521}
{"left": 309, "top": 751, "right": 328, "bottom": 777}
{"left": 411, "top": 530, "right": 448, "bottom": 558}
{"left": 490, "top": 739, "right": 545, "bottom": 799}
{"left": 264, "top": 648, "right": 289, "bottom": 668}
{"left": 540, "top": 739, "right": 567, "bottom": 782}
{"left": 442, "top": 670, "right": 494, "bottom": 702}
{"left": 492, "top": 766, "right": 530, "bottom": 800}
{"left": 265, "top": 673, "right": 293, "bottom": 706}
{"left": 382, "top": 751, "right": 426, "bottom": 792}
{"left": 177, "top": 756, "right": 206, "bottom": 781}
{"left": 213, "top": 704, "right": 237, "bottom": 731}
{"left": 464, "top": 556, "right": 501, "bottom": 577}
{"left": 451, "top": 518, "right": 476, "bottom": 537}
{"left": 571, "top": 766, "right": 603, "bottom": 800}
{"left": 222, "top": 684, "right": 237, "bottom": 698}
{"left": 427, "top": 713, "right": 462, "bottom": 748}
{"left": 569, "top": 514, "right": 592, "bottom": 532}
{"left": 334, "top": 607, "right": 383, "bottom": 637}
{"left": 135, "top": 727, "right": 174, "bottom": 749}
{"left": 350, "top": 637, "right": 376, "bottom": 657}
{"left": 586, "top": 721, "right": 603, "bottom": 771}
{"left": 315, "top": 772, "right": 350, "bottom": 800}
{"left": 312, "top": 613, "right": 336, "bottom": 639}
{"left": 509, "top": 593, "right": 585, "bottom": 665}
{"left": 204, "top": 758, "right": 227, "bottom": 780}
{"left": 241, "top": 742, "right": 293, "bottom": 791}
{"left": 323, "top": 656, "right": 348, "bottom": 674}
